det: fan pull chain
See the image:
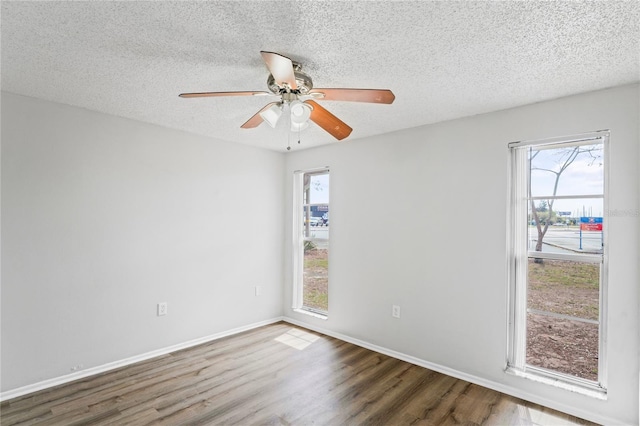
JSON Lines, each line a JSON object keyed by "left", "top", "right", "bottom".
{"left": 287, "top": 105, "right": 292, "bottom": 151}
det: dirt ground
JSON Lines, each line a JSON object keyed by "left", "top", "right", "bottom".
{"left": 526, "top": 260, "right": 599, "bottom": 382}
{"left": 526, "top": 315, "right": 598, "bottom": 381}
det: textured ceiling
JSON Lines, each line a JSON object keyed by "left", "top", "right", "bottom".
{"left": 2, "top": 1, "right": 639, "bottom": 152}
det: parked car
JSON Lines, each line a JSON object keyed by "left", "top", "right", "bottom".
{"left": 306, "top": 216, "right": 322, "bottom": 226}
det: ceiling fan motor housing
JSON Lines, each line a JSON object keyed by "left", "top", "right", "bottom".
{"left": 267, "top": 65, "right": 313, "bottom": 95}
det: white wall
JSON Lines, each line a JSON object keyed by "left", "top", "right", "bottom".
{"left": 1, "top": 93, "right": 285, "bottom": 392}
{"left": 284, "top": 84, "right": 639, "bottom": 425}
{"left": 2, "top": 86, "right": 638, "bottom": 423}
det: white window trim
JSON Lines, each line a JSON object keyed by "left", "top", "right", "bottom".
{"left": 292, "top": 167, "right": 330, "bottom": 318}
{"left": 506, "top": 130, "right": 609, "bottom": 397}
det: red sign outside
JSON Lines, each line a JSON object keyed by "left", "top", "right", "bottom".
{"left": 580, "top": 223, "right": 603, "bottom": 231}
{"left": 580, "top": 217, "right": 603, "bottom": 231}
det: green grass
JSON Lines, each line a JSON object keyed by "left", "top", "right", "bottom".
{"left": 303, "top": 249, "right": 328, "bottom": 312}
{"left": 528, "top": 259, "right": 598, "bottom": 289}
{"left": 304, "top": 257, "right": 328, "bottom": 268}
{"left": 528, "top": 259, "right": 599, "bottom": 320}
{"left": 303, "top": 290, "right": 328, "bottom": 312}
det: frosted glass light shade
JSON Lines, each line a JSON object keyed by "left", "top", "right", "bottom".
{"left": 259, "top": 104, "right": 282, "bottom": 128}
{"left": 290, "top": 101, "right": 311, "bottom": 124}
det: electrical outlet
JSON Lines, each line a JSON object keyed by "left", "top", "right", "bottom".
{"left": 255, "top": 286, "right": 262, "bottom": 296}
{"left": 157, "top": 302, "right": 168, "bottom": 316}
{"left": 392, "top": 305, "right": 401, "bottom": 318}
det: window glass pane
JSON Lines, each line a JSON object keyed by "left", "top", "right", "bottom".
{"left": 526, "top": 313, "right": 598, "bottom": 381}
{"left": 528, "top": 198, "right": 603, "bottom": 254}
{"left": 529, "top": 143, "right": 603, "bottom": 197}
{"left": 305, "top": 173, "right": 330, "bottom": 204}
{"left": 303, "top": 206, "right": 329, "bottom": 239}
{"left": 527, "top": 259, "right": 599, "bottom": 320}
{"left": 303, "top": 244, "right": 328, "bottom": 312}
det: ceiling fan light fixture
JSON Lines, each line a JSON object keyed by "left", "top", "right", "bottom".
{"left": 290, "top": 100, "right": 311, "bottom": 124}
{"left": 260, "top": 105, "right": 282, "bottom": 128}
{"left": 259, "top": 103, "right": 282, "bottom": 128}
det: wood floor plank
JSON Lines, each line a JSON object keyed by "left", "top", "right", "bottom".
{"left": 101, "top": 327, "right": 305, "bottom": 424}
{"left": 150, "top": 346, "right": 307, "bottom": 422}
{"left": 204, "top": 341, "right": 371, "bottom": 424}
{"left": 2, "top": 354, "right": 174, "bottom": 415}
{"left": 352, "top": 366, "right": 439, "bottom": 425}
{"left": 233, "top": 340, "right": 370, "bottom": 425}
{"left": 3, "top": 355, "right": 179, "bottom": 422}
{"left": 0, "top": 322, "right": 599, "bottom": 426}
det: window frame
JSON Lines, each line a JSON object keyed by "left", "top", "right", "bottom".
{"left": 292, "top": 167, "right": 330, "bottom": 318}
{"left": 506, "top": 131, "right": 609, "bottom": 397}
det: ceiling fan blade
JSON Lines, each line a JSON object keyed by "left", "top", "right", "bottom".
{"left": 260, "top": 51, "right": 297, "bottom": 90}
{"left": 309, "top": 89, "right": 395, "bottom": 104}
{"left": 304, "top": 100, "right": 353, "bottom": 141}
{"left": 179, "top": 91, "right": 272, "bottom": 98}
{"left": 241, "top": 102, "right": 280, "bottom": 129}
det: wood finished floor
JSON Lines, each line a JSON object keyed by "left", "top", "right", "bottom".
{"left": 1, "top": 322, "right": 598, "bottom": 426}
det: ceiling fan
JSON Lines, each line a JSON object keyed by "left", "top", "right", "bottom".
{"left": 179, "top": 51, "right": 395, "bottom": 144}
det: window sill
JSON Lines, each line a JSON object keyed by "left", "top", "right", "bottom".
{"left": 505, "top": 366, "right": 607, "bottom": 400}
{"left": 293, "top": 308, "right": 328, "bottom": 320}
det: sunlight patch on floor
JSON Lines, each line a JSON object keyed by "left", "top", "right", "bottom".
{"left": 274, "top": 328, "right": 320, "bottom": 350}
{"left": 517, "top": 404, "right": 578, "bottom": 425}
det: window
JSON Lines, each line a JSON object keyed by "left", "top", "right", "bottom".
{"left": 293, "top": 168, "right": 329, "bottom": 317}
{"left": 508, "top": 132, "right": 608, "bottom": 395}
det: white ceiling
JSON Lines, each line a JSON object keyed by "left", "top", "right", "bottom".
{"left": 2, "top": 1, "right": 639, "bottom": 152}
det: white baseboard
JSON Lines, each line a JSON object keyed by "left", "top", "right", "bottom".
{"left": 282, "top": 317, "right": 619, "bottom": 426}
{"left": 0, "top": 316, "right": 284, "bottom": 402}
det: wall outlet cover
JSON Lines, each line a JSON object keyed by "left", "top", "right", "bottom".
{"left": 157, "top": 302, "right": 168, "bottom": 316}
{"left": 392, "top": 305, "right": 401, "bottom": 318}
